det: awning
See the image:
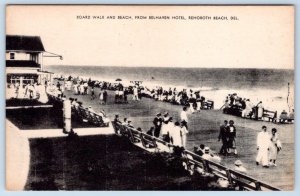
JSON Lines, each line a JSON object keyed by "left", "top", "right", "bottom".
{"left": 38, "top": 70, "right": 54, "bottom": 74}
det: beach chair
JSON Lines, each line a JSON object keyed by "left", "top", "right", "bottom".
{"left": 204, "top": 100, "right": 214, "bottom": 110}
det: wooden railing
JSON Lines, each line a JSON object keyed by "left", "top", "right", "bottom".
{"left": 47, "top": 93, "right": 108, "bottom": 127}
{"left": 112, "top": 121, "right": 281, "bottom": 191}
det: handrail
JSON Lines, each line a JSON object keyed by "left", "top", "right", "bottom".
{"left": 47, "top": 93, "right": 108, "bottom": 127}
{"left": 112, "top": 121, "right": 281, "bottom": 191}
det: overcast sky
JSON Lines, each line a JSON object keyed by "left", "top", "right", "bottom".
{"left": 7, "top": 5, "right": 294, "bottom": 69}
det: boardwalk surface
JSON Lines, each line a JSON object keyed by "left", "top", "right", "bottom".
{"left": 63, "top": 88, "right": 294, "bottom": 190}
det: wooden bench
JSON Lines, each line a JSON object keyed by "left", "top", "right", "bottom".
{"left": 203, "top": 100, "right": 214, "bottom": 110}
{"left": 262, "top": 109, "right": 277, "bottom": 122}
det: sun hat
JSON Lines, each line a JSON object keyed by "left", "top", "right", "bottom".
{"left": 234, "top": 160, "right": 243, "bottom": 166}
{"left": 204, "top": 147, "right": 210, "bottom": 152}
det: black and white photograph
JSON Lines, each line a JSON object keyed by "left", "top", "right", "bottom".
{"left": 5, "top": 5, "right": 294, "bottom": 191}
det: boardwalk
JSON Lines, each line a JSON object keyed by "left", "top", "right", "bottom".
{"left": 63, "top": 89, "right": 294, "bottom": 190}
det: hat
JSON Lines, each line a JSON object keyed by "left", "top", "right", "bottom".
{"left": 204, "top": 147, "right": 210, "bottom": 152}
{"left": 262, "top": 125, "right": 267, "bottom": 129}
{"left": 89, "top": 106, "right": 92, "bottom": 108}
{"left": 156, "top": 113, "right": 161, "bottom": 116}
{"left": 234, "top": 160, "right": 243, "bottom": 166}
{"left": 164, "top": 112, "right": 169, "bottom": 116}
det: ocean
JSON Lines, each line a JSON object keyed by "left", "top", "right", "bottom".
{"left": 45, "top": 65, "right": 294, "bottom": 112}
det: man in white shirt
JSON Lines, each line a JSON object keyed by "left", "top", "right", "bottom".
{"left": 256, "top": 125, "right": 271, "bottom": 167}
{"left": 180, "top": 107, "right": 188, "bottom": 130}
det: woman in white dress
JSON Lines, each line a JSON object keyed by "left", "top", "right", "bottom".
{"left": 99, "top": 89, "right": 104, "bottom": 104}
{"left": 37, "top": 84, "right": 48, "bottom": 103}
{"left": 257, "top": 101, "right": 264, "bottom": 120}
{"left": 269, "top": 128, "right": 282, "bottom": 166}
{"left": 172, "top": 122, "right": 182, "bottom": 147}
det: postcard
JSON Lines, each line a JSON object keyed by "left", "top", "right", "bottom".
{"left": 6, "top": 5, "right": 294, "bottom": 191}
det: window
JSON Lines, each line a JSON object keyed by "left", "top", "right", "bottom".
{"left": 10, "top": 53, "right": 15, "bottom": 60}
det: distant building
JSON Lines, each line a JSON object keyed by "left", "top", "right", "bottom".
{"left": 6, "top": 35, "right": 56, "bottom": 86}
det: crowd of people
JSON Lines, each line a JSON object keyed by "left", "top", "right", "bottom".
{"left": 222, "top": 93, "right": 265, "bottom": 119}
{"left": 222, "top": 93, "right": 294, "bottom": 123}
{"left": 53, "top": 74, "right": 284, "bottom": 171}
{"left": 6, "top": 82, "right": 49, "bottom": 103}
{"left": 54, "top": 74, "right": 213, "bottom": 112}
{"left": 142, "top": 86, "right": 212, "bottom": 112}
{"left": 113, "top": 107, "right": 189, "bottom": 148}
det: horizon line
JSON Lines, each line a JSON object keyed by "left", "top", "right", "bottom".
{"left": 44, "top": 64, "right": 294, "bottom": 70}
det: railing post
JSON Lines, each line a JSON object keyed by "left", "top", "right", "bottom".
{"left": 255, "top": 181, "right": 262, "bottom": 191}
{"left": 225, "top": 169, "right": 233, "bottom": 187}
{"left": 139, "top": 133, "right": 146, "bottom": 147}
{"left": 202, "top": 160, "right": 210, "bottom": 172}
{"left": 127, "top": 127, "right": 135, "bottom": 143}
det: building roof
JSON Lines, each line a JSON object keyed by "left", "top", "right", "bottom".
{"left": 6, "top": 35, "right": 45, "bottom": 52}
{"left": 6, "top": 60, "right": 40, "bottom": 68}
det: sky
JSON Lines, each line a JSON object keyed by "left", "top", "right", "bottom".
{"left": 6, "top": 5, "right": 294, "bottom": 69}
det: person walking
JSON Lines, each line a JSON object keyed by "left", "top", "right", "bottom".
{"left": 256, "top": 101, "right": 264, "bottom": 120}
{"left": 269, "top": 128, "right": 282, "bottom": 166}
{"left": 188, "top": 92, "right": 195, "bottom": 113}
{"left": 90, "top": 86, "right": 96, "bottom": 100}
{"left": 256, "top": 125, "right": 271, "bottom": 168}
{"left": 180, "top": 121, "right": 189, "bottom": 148}
{"left": 196, "top": 91, "right": 202, "bottom": 112}
{"left": 227, "top": 120, "right": 237, "bottom": 154}
{"left": 153, "top": 113, "right": 162, "bottom": 138}
{"left": 123, "top": 88, "right": 128, "bottom": 103}
{"left": 99, "top": 88, "right": 104, "bottom": 104}
{"left": 133, "top": 86, "right": 139, "bottom": 101}
{"left": 218, "top": 120, "right": 229, "bottom": 155}
{"left": 161, "top": 118, "right": 170, "bottom": 142}
{"left": 103, "top": 89, "right": 108, "bottom": 104}
{"left": 172, "top": 122, "right": 182, "bottom": 147}
{"left": 180, "top": 107, "right": 188, "bottom": 130}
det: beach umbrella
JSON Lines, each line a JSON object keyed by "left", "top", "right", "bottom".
{"left": 115, "top": 78, "right": 122, "bottom": 82}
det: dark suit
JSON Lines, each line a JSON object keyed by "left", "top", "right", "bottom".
{"left": 219, "top": 124, "right": 229, "bottom": 154}
{"left": 153, "top": 117, "right": 162, "bottom": 137}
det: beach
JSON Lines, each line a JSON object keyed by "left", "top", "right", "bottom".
{"left": 46, "top": 66, "right": 295, "bottom": 113}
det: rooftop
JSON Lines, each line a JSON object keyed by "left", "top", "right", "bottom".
{"left": 6, "top": 35, "right": 45, "bottom": 52}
